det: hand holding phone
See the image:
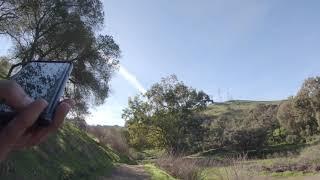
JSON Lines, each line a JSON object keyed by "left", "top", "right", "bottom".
{"left": 0, "top": 80, "right": 73, "bottom": 160}
{"left": 0, "top": 61, "right": 74, "bottom": 160}
{"left": 0, "top": 61, "right": 73, "bottom": 126}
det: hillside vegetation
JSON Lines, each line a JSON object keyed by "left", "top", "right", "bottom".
{"left": 123, "top": 75, "right": 287, "bottom": 156}
{"left": 121, "top": 75, "right": 320, "bottom": 179}
{"left": 0, "top": 123, "right": 127, "bottom": 180}
{"left": 203, "top": 99, "right": 281, "bottom": 127}
{"left": 199, "top": 100, "right": 306, "bottom": 157}
{"left": 204, "top": 100, "right": 280, "bottom": 117}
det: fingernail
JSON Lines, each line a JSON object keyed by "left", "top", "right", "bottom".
{"left": 38, "top": 99, "right": 48, "bottom": 107}
{"left": 61, "top": 102, "right": 71, "bottom": 112}
{"left": 22, "top": 95, "right": 34, "bottom": 107}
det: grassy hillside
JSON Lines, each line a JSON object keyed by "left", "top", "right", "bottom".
{"left": 0, "top": 123, "right": 127, "bottom": 180}
{"left": 202, "top": 100, "right": 281, "bottom": 128}
{"left": 195, "top": 99, "right": 302, "bottom": 158}
{"left": 204, "top": 100, "right": 281, "bottom": 117}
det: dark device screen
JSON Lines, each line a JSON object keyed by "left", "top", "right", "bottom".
{"left": 0, "top": 61, "right": 73, "bottom": 127}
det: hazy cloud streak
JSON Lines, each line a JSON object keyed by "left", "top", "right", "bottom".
{"left": 118, "top": 65, "right": 147, "bottom": 94}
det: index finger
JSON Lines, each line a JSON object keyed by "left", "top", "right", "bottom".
{"left": 0, "top": 80, "right": 33, "bottom": 109}
{"left": 0, "top": 99, "right": 47, "bottom": 160}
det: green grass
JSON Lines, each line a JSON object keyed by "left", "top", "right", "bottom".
{"left": 201, "top": 167, "right": 318, "bottom": 179}
{"left": 199, "top": 152, "right": 320, "bottom": 179}
{"left": 0, "top": 123, "right": 131, "bottom": 180}
{"left": 266, "top": 171, "right": 315, "bottom": 177}
{"left": 200, "top": 159, "right": 318, "bottom": 180}
{"left": 200, "top": 166, "right": 253, "bottom": 180}
{"left": 144, "top": 164, "right": 176, "bottom": 180}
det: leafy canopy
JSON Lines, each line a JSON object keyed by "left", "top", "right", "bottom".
{"left": 123, "top": 75, "right": 212, "bottom": 153}
{"left": 277, "top": 77, "right": 320, "bottom": 139}
{"left": 0, "top": 0, "right": 120, "bottom": 117}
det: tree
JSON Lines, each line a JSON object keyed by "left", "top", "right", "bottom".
{"left": 296, "top": 77, "right": 320, "bottom": 128}
{"left": 205, "top": 115, "right": 227, "bottom": 149}
{"left": 277, "top": 77, "right": 320, "bottom": 139}
{"left": 123, "top": 75, "right": 212, "bottom": 153}
{"left": 277, "top": 98, "right": 300, "bottom": 134}
{"left": 220, "top": 104, "right": 279, "bottom": 150}
{"left": 0, "top": 0, "right": 120, "bottom": 117}
{"left": 122, "top": 95, "right": 161, "bottom": 150}
{"left": 245, "top": 104, "right": 279, "bottom": 130}
{"left": 224, "top": 127, "right": 268, "bottom": 151}
{"left": 280, "top": 77, "right": 320, "bottom": 137}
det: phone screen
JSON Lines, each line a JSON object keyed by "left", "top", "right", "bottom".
{"left": 0, "top": 61, "right": 73, "bottom": 126}
{"left": 12, "top": 62, "right": 71, "bottom": 102}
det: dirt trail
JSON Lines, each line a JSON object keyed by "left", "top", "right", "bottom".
{"left": 103, "top": 164, "right": 150, "bottom": 180}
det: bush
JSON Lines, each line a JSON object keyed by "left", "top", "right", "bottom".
{"left": 224, "top": 128, "right": 268, "bottom": 151}
{"left": 87, "top": 126, "right": 130, "bottom": 155}
{"left": 305, "top": 135, "right": 320, "bottom": 145}
{"left": 268, "top": 127, "right": 287, "bottom": 145}
{"left": 155, "top": 155, "right": 203, "bottom": 180}
{"left": 286, "top": 135, "right": 300, "bottom": 144}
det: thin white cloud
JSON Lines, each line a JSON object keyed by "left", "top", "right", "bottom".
{"left": 118, "top": 65, "right": 147, "bottom": 94}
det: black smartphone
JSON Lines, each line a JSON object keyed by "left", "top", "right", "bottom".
{"left": 0, "top": 61, "right": 73, "bottom": 127}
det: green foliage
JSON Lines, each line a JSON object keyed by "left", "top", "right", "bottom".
{"left": 305, "top": 135, "right": 320, "bottom": 145}
{"left": 0, "top": 123, "right": 124, "bottom": 180}
{"left": 224, "top": 127, "right": 268, "bottom": 151}
{"left": 277, "top": 99, "right": 298, "bottom": 134}
{"left": 277, "top": 77, "right": 320, "bottom": 140}
{"left": 204, "top": 102, "right": 279, "bottom": 151}
{"left": 0, "top": 0, "right": 120, "bottom": 117}
{"left": 286, "top": 135, "right": 300, "bottom": 144}
{"left": 270, "top": 127, "right": 287, "bottom": 144}
{"left": 202, "top": 76, "right": 320, "bottom": 150}
{"left": 124, "top": 75, "right": 211, "bottom": 153}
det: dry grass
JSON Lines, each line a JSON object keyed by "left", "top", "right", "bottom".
{"left": 152, "top": 145, "right": 320, "bottom": 179}
{"left": 260, "top": 145, "right": 320, "bottom": 174}
{"left": 154, "top": 153, "right": 254, "bottom": 180}
{"left": 155, "top": 155, "right": 202, "bottom": 180}
{"left": 204, "top": 154, "right": 258, "bottom": 180}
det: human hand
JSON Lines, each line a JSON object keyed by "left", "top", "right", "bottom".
{"left": 0, "top": 80, "right": 73, "bottom": 160}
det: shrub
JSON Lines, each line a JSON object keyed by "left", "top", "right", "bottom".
{"left": 224, "top": 128, "right": 268, "bottom": 151}
{"left": 87, "top": 126, "right": 130, "bottom": 155}
{"left": 305, "top": 135, "right": 320, "bottom": 145}
{"left": 155, "top": 155, "right": 203, "bottom": 180}
{"left": 286, "top": 135, "right": 300, "bottom": 144}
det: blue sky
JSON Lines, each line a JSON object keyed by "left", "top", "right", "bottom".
{"left": 1, "top": 0, "right": 320, "bottom": 126}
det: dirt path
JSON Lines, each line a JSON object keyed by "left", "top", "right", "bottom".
{"left": 103, "top": 164, "right": 150, "bottom": 180}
